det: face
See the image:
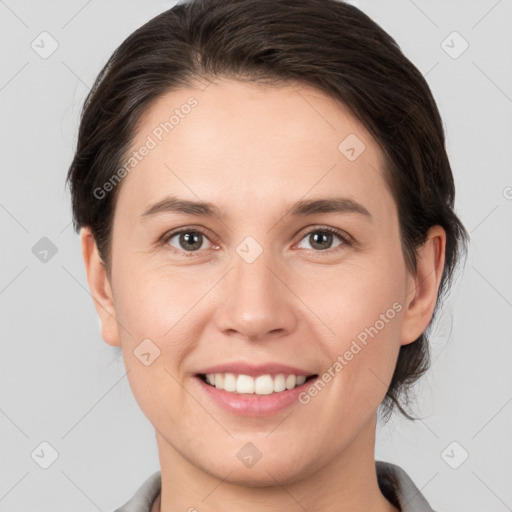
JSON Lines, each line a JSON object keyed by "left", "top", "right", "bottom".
{"left": 82, "top": 78, "right": 444, "bottom": 486}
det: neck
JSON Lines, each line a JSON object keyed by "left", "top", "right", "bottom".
{"left": 154, "top": 413, "right": 398, "bottom": 512}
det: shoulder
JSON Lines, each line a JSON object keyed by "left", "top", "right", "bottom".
{"left": 376, "top": 460, "right": 438, "bottom": 512}
{"left": 112, "top": 471, "right": 161, "bottom": 512}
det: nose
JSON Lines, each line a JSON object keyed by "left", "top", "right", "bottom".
{"left": 213, "top": 241, "right": 299, "bottom": 342}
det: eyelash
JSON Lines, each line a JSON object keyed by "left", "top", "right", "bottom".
{"left": 159, "top": 226, "right": 352, "bottom": 257}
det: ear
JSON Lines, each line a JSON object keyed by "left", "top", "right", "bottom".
{"left": 80, "top": 226, "right": 121, "bottom": 347}
{"left": 400, "top": 225, "right": 446, "bottom": 346}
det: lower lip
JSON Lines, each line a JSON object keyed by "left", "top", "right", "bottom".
{"left": 194, "top": 376, "right": 317, "bottom": 416}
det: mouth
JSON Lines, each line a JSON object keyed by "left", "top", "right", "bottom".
{"left": 193, "top": 362, "right": 320, "bottom": 416}
{"left": 196, "top": 372, "right": 318, "bottom": 395}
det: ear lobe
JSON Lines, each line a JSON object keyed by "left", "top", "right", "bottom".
{"left": 399, "top": 225, "right": 446, "bottom": 346}
{"left": 80, "top": 227, "right": 121, "bottom": 347}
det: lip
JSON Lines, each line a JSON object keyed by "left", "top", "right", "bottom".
{"left": 195, "top": 362, "right": 316, "bottom": 378}
{"left": 193, "top": 374, "right": 318, "bottom": 416}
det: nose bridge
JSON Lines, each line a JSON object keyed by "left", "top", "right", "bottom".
{"left": 214, "top": 233, "right": 297, "bottom": 339}
{"left": 234, "top": 237, "right": 273, "bottom": 297}
{"left": 232, "top": 234, "right": 279, "bottom": 311}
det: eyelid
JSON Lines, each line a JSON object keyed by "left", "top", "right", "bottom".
{"left": 294, "top": 224, "right": 353, "bottom": 244}
{"left": 160, "top": 224, "right": 353, "bottom": 255}
{"left": 292, "top": 225, "right": 352, "bottom": 253}
{"left": 159, "top": 226, "right": 220, "bottom": 250}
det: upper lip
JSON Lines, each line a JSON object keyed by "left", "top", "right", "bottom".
{"left": 195, "top": 362, "right": 317, "bottom": 377}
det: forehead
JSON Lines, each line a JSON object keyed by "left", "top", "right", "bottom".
{"left": 115, "top": 78, "right": 396, "bottom": 226}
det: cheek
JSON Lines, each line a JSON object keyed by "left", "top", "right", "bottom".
{"left": 301, "top": 256, "right": 404, "bottom": 349}
{"left": 110, "top": 262, "right": 208, "bottom": 414}
{"left": 113, "top": 257, "right": 207, "bottom": 339}
{"left": 113, "top": 267, "right": 202, "bottom": 427}
{"left": 299, "top": 259, "right": 405, "bottom": 407}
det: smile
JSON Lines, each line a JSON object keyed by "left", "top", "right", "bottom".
{"left": 198, "top": 373, "right": 317, "bottom": 395}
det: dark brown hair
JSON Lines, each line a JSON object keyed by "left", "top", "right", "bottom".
{"left": 66, "top": 0, "right": 469, "bottom": 421}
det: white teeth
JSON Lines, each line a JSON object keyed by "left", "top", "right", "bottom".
{"left": 223, "top": 373, "right": 237, "bottom": 392}
{"left": 296, "top": 375, "right": 306, "bottom": 386}
{"left": 254, "top": 375, "right": 274, "bottom": 395}
{"left": 285, "top": 375, "right": 296, "bottom": 390}
{"left": 203, "top": 373, "right": 311, "bottom": 394}
{"left": 273, "top": 374, "right": 286, "bottom": 392}
{"left": 236, "top": 374, "right": 255, "bottom": 394}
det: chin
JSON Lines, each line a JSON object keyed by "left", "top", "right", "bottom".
{"left": 192, "top": 448, "right": 316, "bottom": 488}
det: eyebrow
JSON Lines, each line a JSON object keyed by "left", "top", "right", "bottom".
{"left": 140, "top": 195, "right": 372, "bottom": 221}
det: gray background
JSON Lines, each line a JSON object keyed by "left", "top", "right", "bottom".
{"left": 1, "top": 0, "right": 511, "bottom": 510}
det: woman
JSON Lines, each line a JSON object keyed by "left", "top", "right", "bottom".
{"left": 66, "top": 0, "right": 469, "bottom": 510}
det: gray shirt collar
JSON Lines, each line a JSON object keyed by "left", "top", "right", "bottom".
{"left": 114, "top": 461, "right": 436, "bottom": 512}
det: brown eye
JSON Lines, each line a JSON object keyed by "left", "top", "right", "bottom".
{"left": 296, "top": 227, "right": 349, "bottom": 252}
{"left": 165, "top": 229, "right": 211, "bottom": 252}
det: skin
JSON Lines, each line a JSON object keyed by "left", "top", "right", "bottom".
{"left": 81, "top": 78, "right": 445, "bottom": 512}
